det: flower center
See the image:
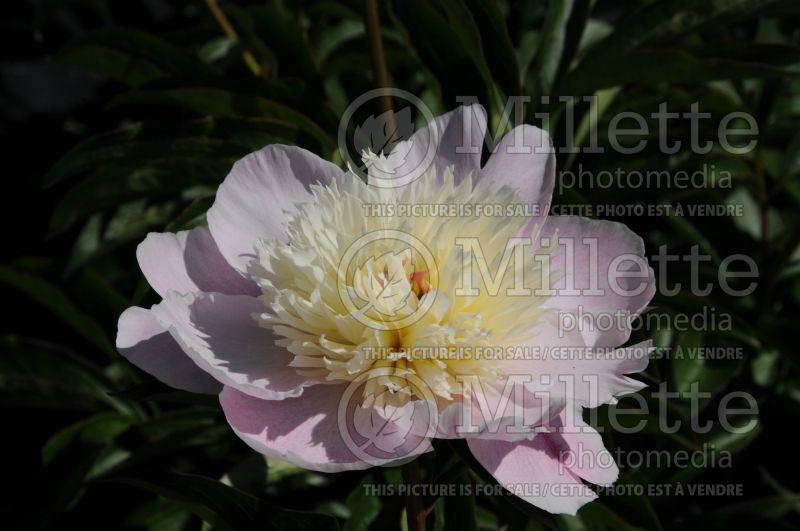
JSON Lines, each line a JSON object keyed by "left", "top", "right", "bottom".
{"left": 248, "top": 168, "right": 551, "bottom": 405}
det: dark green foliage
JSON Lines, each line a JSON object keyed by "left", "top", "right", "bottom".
{"left": 3, "top": 0, "right": 800, "bottom": 529}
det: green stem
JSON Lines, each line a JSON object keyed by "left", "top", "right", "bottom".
{"left": 363, "top": 0, "right": 397, "bottom": 142}
{"left": 205, "top": 0, "right": 264, "bottom": 77}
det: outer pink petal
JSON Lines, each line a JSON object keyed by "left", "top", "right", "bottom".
{"left": 425, "top": 342, "right": 649, "bottom": 439}
{"left": 116, "top": 306, "right": 221, "bottom": 394}
{"left": 468, "top": 434, "right": 598, "bottom": 515}
{"left": 511, "top": 312, "right": 652, "bottom": 407}
{"left": 418, "top": 378, "right": 565, "bottom": 441}
{"left": 538, "top": 216, "right": 656, "bottom": 347}
{"left": 390, "top": 104, "right": 487, "bottom": 184}
{"left": 207, "top": 145, "right": 344, "bottom": 273}
{"left": 220, "top": 385, "right": 433, "bottom": 472}
{"left": 150, "top": 291, "right": 313, "bottom": 400}
{"left": 137, "top": 226, "right": 258, "bottom": 297}
{"left": 480, "top": 125, "right": 555, "bottom": 236}
{"left": 556, "top": 413, "right": 619, "bottom": 487}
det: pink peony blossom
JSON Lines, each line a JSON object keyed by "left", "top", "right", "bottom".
{"left": 117, "top": 104, "right": 655, "bottom": 515}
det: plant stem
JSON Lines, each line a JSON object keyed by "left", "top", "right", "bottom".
{"left": 363, "top": 0, "right": 397, "bottom": 143}
{"left": 401, "top": 460, "right": 426, "bottom": 531}
{"left": 204, "top": 0, "right": 264, "bottom": 77}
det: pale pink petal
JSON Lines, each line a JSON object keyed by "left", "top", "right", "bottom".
{"left": 207, "top": 145, "right": 344, "bottom": 273}
{"left": 150, "top": 291, "right": 313, "bottom": 400}
{"left": 116, "top": 306, "right": 221, "bottom": 394}
{"left": 555, "top": 412, "right": 619, "bottom": 487}
{"left": 468, "top": 434, "right": 598, "bottom": 515}
{"left": 420, "top": 378, "right": 565, "bottom": 441}
{"left": 513, "top": 311, "right": 652, "bottom": 407}
{"left": 137, "top": 227, "right": 258, "bottom": 297}
{"left": 564, "top": 340, "right": 652, "bottom": 407}
{"left": 220, "top": 385, "right": 433, "bottom": 472}
{"left": 425, "top": 340, "right": 648, "bottom": 439}
{"left": 538, "top": 216, "right": 656, "bottom": 347}
{"left": 480, "top": 125, "right": 555, "bottom": 236}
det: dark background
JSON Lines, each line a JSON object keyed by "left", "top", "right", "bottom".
{"left": 2, "top": 0, "right": 800, "bottom": 529}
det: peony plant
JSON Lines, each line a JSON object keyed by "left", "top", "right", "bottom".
{"left": 117, "top": 104, "right": 654, "bottom": 515}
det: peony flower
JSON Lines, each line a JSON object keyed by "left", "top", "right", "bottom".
{"left": 117, "top": 104, "right": 655, "bottom": 515}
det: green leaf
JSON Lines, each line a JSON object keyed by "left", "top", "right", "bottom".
{"left": 126, "top": 497, "right": 193, "bottom": 531}
{"left": 247, "top": 4, "right": 319, "bottom": 80}
{"left": 752, "top": 349, "right": 780, "bottom": 386}
{"left": 475, "top": 506, "right": 499, "bottom": 530}
{"left": 225, "top": 7, "right": 278, "bottom": 74}
{"left": 199, "top": 36, "right": 237, "bottom": 64}
{"left": 110, "top": 380, "right": 219, "bottom": 408}
{"left": 46, "top": 135, "right": 250, "bottom": 187}
{"left": 0, "top": 267, "right": 114, "bottom": 355}
{"left": 390, "top": 0, "right": 491, "bottom": 104}
{"left": 43, "top": 412, "right": 135, "bottom": 466}
{"left": 716, "top": 494, "right": 800, "bottom": 520}
{"left": 0, "top": 336, "right": 121, "bottom": 411}
{"left": 317, "top": 19, "right": 365, "bottom": 65}
{"left": 571, "top": 501, "right": 640, "bottom": 531}
{"left": 579, "top": 0, "right": 783, "bottom": 68}
{"left": 115, "top": 473, "right": 341, "bottom": 531}
{"left": 672, "top": 329, "right": 706, "bottom": 393}
{"left": 663, "top": 214, "right": 721, "bottom": 265}
{"left": 45, "top": 124, "right": 143, "bottom": 187}
{"left": 708, "top": 420, "right": 762, "bottom": 453}
{"left": 562, "top": 46, "right": 800, "bottom": 94}
{"left": 442, "top": 0, "right": 493, "bottom": 80}
{"left": 266, "top": 457, "right": 307, "bottom": 484}
{"left": 165, "top": 197, "right": 215, "bottom": 232}
{"left": 47, "top": 158, "right": 233, "bottom": 237}
{"left": 58, "top": 45, "right": 165, "bottom": 86}
{"left": 554, "top": 0, "right": 591, "bottom": 85}
{"left": 530, "top": 0, "right": 575, "bottom": 95}
{"left": 59, "top": 28, "right": 215, "bottom": 83}
{"left": 99, "top": 413, "right": 230, "bottom": 477}
{"left": 464, "top": 0, "right": 521, "bottom": 96}
{"left": 65, "top": 203, "right": 177, "bottom": 274}
{"left": 668, "top": 421, "right": 763, "bottom": 483}
{"left": 343, "top": 475, "right": 381, "bottom": 531}
{"left": 108, "top": 88, "right": 334, "bottom": 152}
{"left": 726, "top": 188, "right": 762, "bottom": 240}
{"left": 221, "top": 454, "right": 269, "bottom": 495}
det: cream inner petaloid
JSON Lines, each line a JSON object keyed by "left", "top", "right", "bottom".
{"left": 248, "top": 167, "right": 554, "bottom": 406}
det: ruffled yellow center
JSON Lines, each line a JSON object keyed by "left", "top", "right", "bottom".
{"left": 249, "top": 168, "right": 551, "bottom": 405}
